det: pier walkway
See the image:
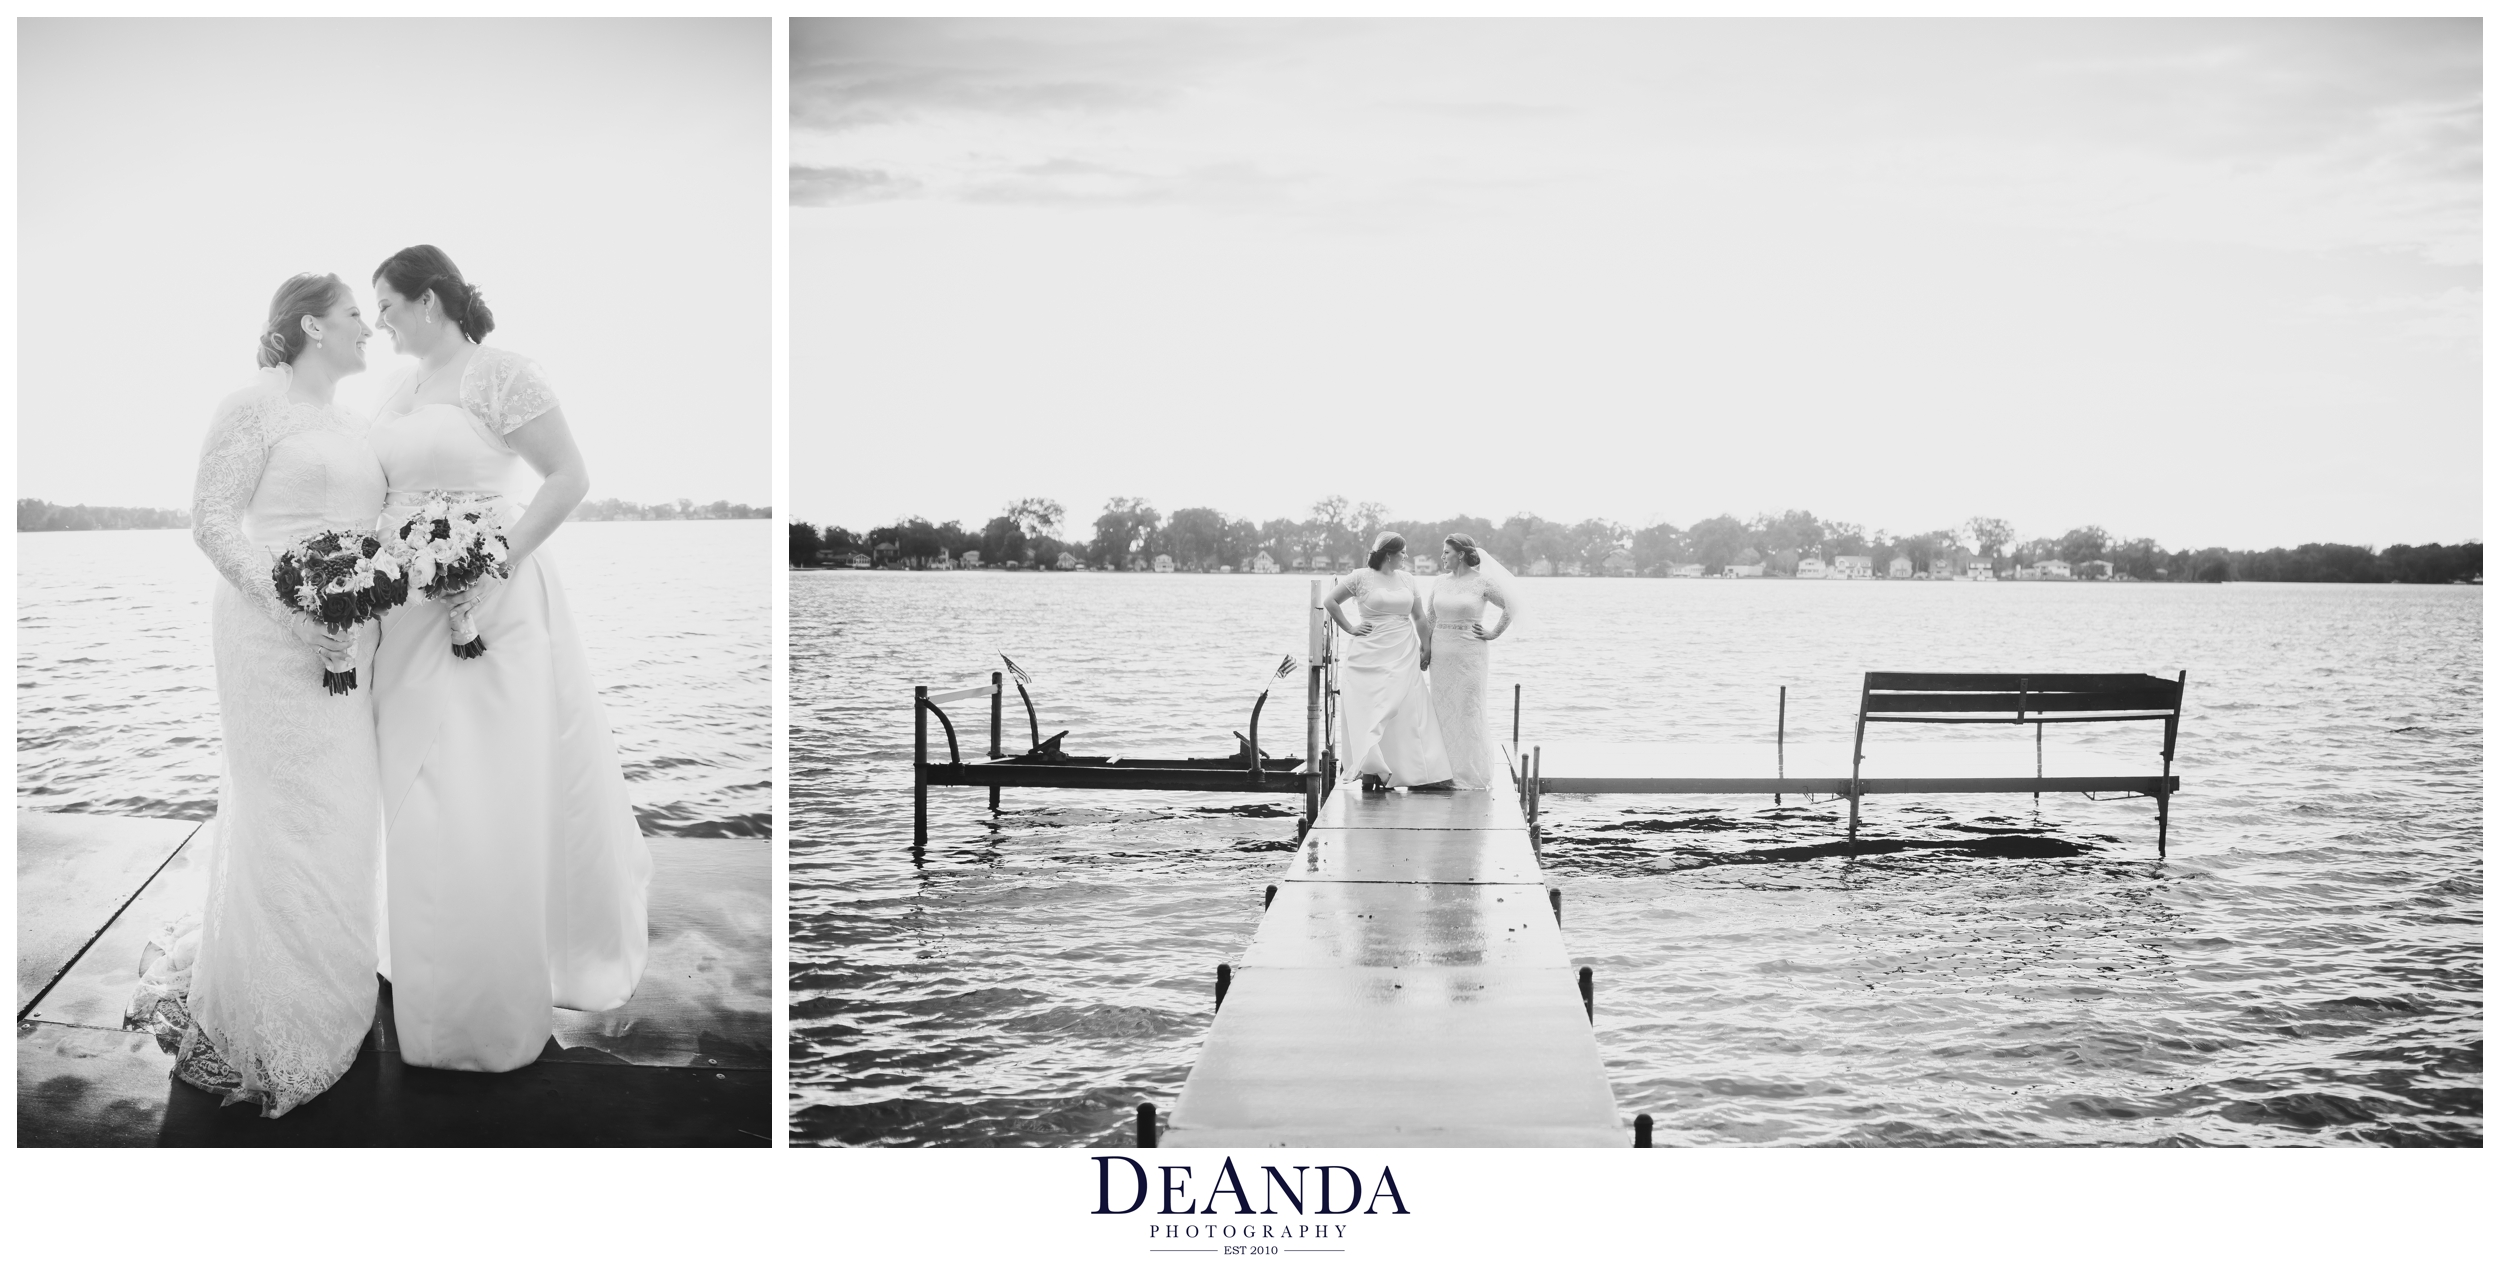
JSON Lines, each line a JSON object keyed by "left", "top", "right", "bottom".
{"left": 1166, "top": 779, "right": 1624, "bottom": 1147}
{"left": 17, "top": 810, "right": 768, "bottom": 1146}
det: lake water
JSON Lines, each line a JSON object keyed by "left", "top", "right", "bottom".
{"left": 793, "top": 571, "right": 2481, "bottom": 1147}
{"left": 17, "top": 520, "right": 770, "bottom": 837}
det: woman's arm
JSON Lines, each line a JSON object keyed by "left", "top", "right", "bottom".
{"left": 192, "top": 404, "right": 346, "bottom": 654}
{"left": 1413, "top": 598, "right": 1433, "bottom": 670}
{"left": 1322, "top": 574, "right": 1373, "bottom": 636}
{"left": 1479, "top": 577, "right": 1515, "bottom": 640}
{"left": 497, "top": 405, "right": 588, "bottom": 570}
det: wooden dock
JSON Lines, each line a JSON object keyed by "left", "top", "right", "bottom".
{"left": 16, "top": 811, "right": 768, "bottom": 1146}
{"left": 1165, "top": 778, "right": 1626, "bottom": 1148}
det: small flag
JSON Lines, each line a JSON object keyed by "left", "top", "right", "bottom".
{"left": 1272, "top": 654, "right": 1299, "bottom": 682}
{"left": 1001, "top": 654, "right": 1031, "bottom": 685}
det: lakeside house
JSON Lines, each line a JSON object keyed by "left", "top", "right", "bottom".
{"left": 959, "top": 549, "right": 981, "bottom": 568}
{"left": 1795, "top": 557, "right": 1829, "bottom": 579}
{"left": 2039, "top": 559, "right": 2073, "bottom": 579}
{"left": 1601, "top": 550, "right": 1636, "bottom": 577}
{"left": 1888, "top": 556, "right": 1913, "bottom": 579}
{"left": 2079, "top": 560, "right": 2114, "bottom": 580}
{"left": 1670, "top": 563, "right": 1705, "bottom": 578}
{"left": 1833, "top": 554, "right": 1874, "bottom": 579}
{"left": 1528, "top": 558, "right": 1555, "bottom": 577}
{"left": 1968, "top": 557, "right": 1996, "bottom": 581}
{"left": 1726, "top": 563, "right": 1766, "bottom": 578}
{"left": 1057, "top": 551, "right": 1080, "bottom": 570}
{"left": 1152, "top": 554, "right": 1174, "bottom": 574}
{"left": 1251, "top": 551, "right": 1279, "bottom": 574}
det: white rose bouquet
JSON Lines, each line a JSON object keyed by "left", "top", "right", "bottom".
{"left": 386, "top": 494, "right": 511, "bottom": 660}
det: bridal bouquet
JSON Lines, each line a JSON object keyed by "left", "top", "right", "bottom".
{"left": 387, "top": 494, "right": 511, "bottom": 660}
{"left": 272, "top": 529, "right": 409, "bottom": 694}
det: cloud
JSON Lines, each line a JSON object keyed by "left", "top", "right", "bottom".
{"left": 791, "top": 166, "right": 921, "bottom": 207}
{"left": 791, "top": 17, "right": 1320, "bottom": 134}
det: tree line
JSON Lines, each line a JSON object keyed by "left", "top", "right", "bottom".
{"left": 792, "top": 498, "right": 2481, "bottom": 585}
{"left": 18, "top": 496, "right": 767, "bottom": 531}
{"left": 18, "top": 499, "right": 190, "bottom": 531}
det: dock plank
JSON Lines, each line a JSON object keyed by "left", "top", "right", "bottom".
{"left": 16, "top": 812, "right": 200, "bottom": 1015}
{"left": 1168, "top": 787, "right": 1624, "bottom": 1148}
{"left": 18, "top": 812, "right": 768, "bottom": 1147}
{"left": 1281, "top": 826, "right": 1545, "bottom": 885}
{"left": 1166, "top": 965, "right": 1620, "bottom": 1148}
{"left": 1244, "top": 881, "right": 1564, "bottom": 970}
{"left": 1532, "top": 740, "right": 2175, "bottom": 795}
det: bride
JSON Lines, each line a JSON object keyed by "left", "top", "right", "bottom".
{"left": 1322, "top": 532, "right": 1452, "bottom": 791}
{"left": 1426, "top": 533, "right": 1523, "bottom": 791}
{"left": 131, "top": 274, "right": 384, "bottom": 1115}
{"left": 367, "top": 245, "right": 650, "bottom": 1072}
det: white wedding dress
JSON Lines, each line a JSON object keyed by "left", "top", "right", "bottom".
{"left": 128, "top": 370, "right": 387, "bottom": 1117}
{"left": 1426, "top": 568, "right": 1519, "bottom": 791}
{"left": 369, "top": 346, "right": 649, "bottom": 1073}
{"left": 1333, "top": 569, "right": 1452, "bottom": 787}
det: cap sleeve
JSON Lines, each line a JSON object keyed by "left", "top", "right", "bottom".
{"left": 462, "top": 347, "right": 559, "bottom": 438}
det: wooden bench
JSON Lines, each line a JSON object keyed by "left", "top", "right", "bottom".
{"left": 1849, "top": 672, "right": 2187, "bottom": 853}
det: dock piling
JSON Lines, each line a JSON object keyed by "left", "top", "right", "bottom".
{"left": 1137, "top": 1103, "right": 1157, "bottom": 1149}
{"left": 913, "top": 686, "right": 929, "bottom": 846}
{"left": 1548, "top": 887, "right": 1561, "bottom": 927}
{"left": 1263, "top": 884, "right": 1277, "bottom": 910}
{"left": 1577, "top": 965, "right": 1593, "bottom": 1022}
{"left": 1776, "top": 686, "right": 1786, "bottom": 806}
{"left": 1633, "top": 1114, "right": 1653, "bottom": 1148}
{"left": 988, "top": 671, "right": 1003, "bottom": 816}
{"left": 1215, "top": 963, "right": 1231, "bottom": 1011}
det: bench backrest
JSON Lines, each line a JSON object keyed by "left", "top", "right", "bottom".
{"left": 1854, "top": 670, "right": 2187, "bottom": 774}
{"left": 1859, "top": 672, "right": 2184, "bottom": 722}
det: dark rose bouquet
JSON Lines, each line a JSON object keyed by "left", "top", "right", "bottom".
{"left": 272, "top": 529, "right": 410, "bottom": 694}
{"left": 387, "top": 494, "right": 511, "bottom": 660}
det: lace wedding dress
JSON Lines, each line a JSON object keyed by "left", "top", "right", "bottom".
{"left": 1427, "top": 567, "right": 1520, "bottom": 791}
{"left": 370, "top": 346, "right": 650, "bottom": 1073}
{"left": 127, "top": 369, "right": 387, "bottom": 1117}
{"left": 1333, "top": 569, "right": 1452, "bottom": 787}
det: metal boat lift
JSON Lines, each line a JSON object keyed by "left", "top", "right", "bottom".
{"left": 910, "top": 583, "right": 1350, "bottom": 844}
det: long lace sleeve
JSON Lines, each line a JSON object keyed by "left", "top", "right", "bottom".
{"left": 191, "top": 394, "right": 291, "bottom": 627}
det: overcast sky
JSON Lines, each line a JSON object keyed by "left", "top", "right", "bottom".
{"left": 794, "top": 18, "right": 2479, "bottom": 550}
{"left": 20, "top": 17, "right": 769, "bottom": 510}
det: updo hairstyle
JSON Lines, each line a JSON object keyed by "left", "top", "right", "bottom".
{"left": 1366, "top": 531, "right": 1407, "bottom": 572}
{"left": 373, "top": 244, "right": 495, "bottom": 342}
{"left": 256, "top": 272, "right": 348, "bottom": 368}
{"left": 1444, "top": 533, "right": 1482, "bottom": 568}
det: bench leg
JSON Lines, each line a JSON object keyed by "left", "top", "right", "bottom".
{"left": 2156, "top": 791, "right": 2169, "bottom": 859}
{"left": 1846, "top": 792, "right": 1860, "bottom": 849}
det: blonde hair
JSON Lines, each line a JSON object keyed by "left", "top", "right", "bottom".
{"left": 257, "top": 272, "right": 346, "bottom": 368}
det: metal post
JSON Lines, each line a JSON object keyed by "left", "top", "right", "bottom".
{"left": 1512, "top": 683, "right": 1521, "bottom": 753}
{"left": 913, "top": 685, "right": 929, "bottom": 847}
{"left": 1633, "top": 1114, "right": 1653, "bottom": 1148}
{"left": 1577, "top": 965, "right": 1593, "bottom": 1022}
{"left": 988, "top": 671, "right": 1003, "bottom": 816}
{"left": 1776, "top": 686, "right": 1787, "bottom": 806}
{"left": 1530, "top": 746, "right": 1543, "bottom": 852}
{"left": 1847, "top": 679, "right": 1869, "bottom": 848}
{"left": 1136, "top": 1103, "right": 1157, "bottom": 1149}
{"left": 1307, "top": 580, "right": 1325, "bottom": 823}
{"left": 1548, "top": 888, "right": 1561, "bottom": 927}
{"left": 1264, "top": 884, "right": 1278, "bottom": 910}
{"left": 2159, "top": 670, "right": 2185, "bottom": 859}
{"left": 1215, "top": 963, "right": 1232, "bottom": 1011}
{"left": 2027, "top": 675, "right": 2040, "bottom": 808}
